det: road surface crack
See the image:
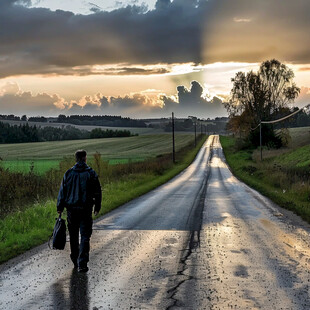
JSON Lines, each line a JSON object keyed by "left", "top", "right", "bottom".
{"left": 166, "top": 230, "right": 201, "bottom": 309}
{"left": 165, "top": 140, "right": 212, "bottom": 310}
{"left": 166, "top": 173, "right": 209, "bottom": 309}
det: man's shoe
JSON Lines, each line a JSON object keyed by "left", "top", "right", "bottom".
{"left": 78, "top": 266, "right": 89, "bottom": 273}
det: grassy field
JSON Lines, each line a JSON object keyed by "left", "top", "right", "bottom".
{"left": 252, "top": 126, "right": 310, "bottom": 161}
{"left": 1, "top": 158, "right": 146, "bottom": 174}
{"left": 0, "top": 134, "right": 194, "bottom": 173}
{"left": 220, "top": 134, "right": 310, "bottom": 223}
{"left": 0, "top": 135, "right": 206, "bottom": 264}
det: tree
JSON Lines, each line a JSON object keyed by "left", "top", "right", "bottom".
{"left": 225, "top": 59, "right": 300, "bottom": 146}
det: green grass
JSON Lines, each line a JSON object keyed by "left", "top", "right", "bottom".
{"left": 287, "top": 126, "right": 310, "bottom": 148}
{"left": 220, "top": 135, "right": 310, "bottom": 223}
{"left": 252, "top": 126, "right": 310, "bottom": 160}
{"left": 1, "top": 159, "right": 60, "bottom": 174}
{"left": 1, "top": 157, "right": 147, "bottom": 174}
{"left": 273, "top": 144, "right": 310, "bottom": 168}
{"left": 0, "top": 201, "right": 56, "bottom": 260}
{"left": 0, "top": 135, "right": 207, "bottom": 264}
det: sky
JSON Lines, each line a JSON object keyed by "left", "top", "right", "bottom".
{"left": 0, "top": 0, "right": 310, "bottom": 118}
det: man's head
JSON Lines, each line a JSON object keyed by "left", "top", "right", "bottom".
{"left": 75, "top": 150, "right": 87, "bottom": 163}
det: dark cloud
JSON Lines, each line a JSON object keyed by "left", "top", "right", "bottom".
{"left": 175, "top": 81, "right": 227, "bottom": 117}
{"left": 0, "top": 0, "right": 203, "bottom": 77}
{"left": 161, "top": 95, "right": 178, "bottom": 112}
{"left": 0, "top": 0, "right": 309, "bottom": 78}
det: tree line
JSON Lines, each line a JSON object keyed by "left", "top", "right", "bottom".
{"left": 57, "top": 114, "right": 147, "bottom": 128}
{"left": 225, "top": 59, "right": 310, "bottom": 148}
{"left": 0, "top": 122, "right": 134, "bottom": 144}
{"left": 0, "top": 114, "right": 148, "bottom": 128}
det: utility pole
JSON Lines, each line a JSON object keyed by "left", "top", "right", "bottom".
{"left": 194, "top": 121, "right": 197, "bottom": 147}
{"left": 172, "top": 112, "right": 175, "bottom": 163}
{"left": 260, "top": 122, "right": 262, "bottom": 161}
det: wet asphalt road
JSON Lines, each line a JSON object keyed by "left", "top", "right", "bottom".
{"left": 1, "top": 135, "right": 310, "bottom": 309}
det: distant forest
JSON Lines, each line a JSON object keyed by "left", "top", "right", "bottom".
{"left": 0, "top": 114, "right": 147, "bottom": 128}
{"left": 0, "top": 122, "right": 134, "bottom": 144}
{"left": 163, "top": 117, "right": 228, "bottom": 133}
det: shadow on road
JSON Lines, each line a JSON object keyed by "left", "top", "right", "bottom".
{"left": 52, "top": 269, "right": 90, "bottom": 310}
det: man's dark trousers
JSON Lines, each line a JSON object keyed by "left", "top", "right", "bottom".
{"left": 67, "top": 208, "right": 93, "bottom": 268}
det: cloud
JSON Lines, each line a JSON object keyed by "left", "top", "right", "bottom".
{"left": 1, "top": 0, "right": 309, "bottom": 78}
{"left": 233, "top": 17, "right": 251, "bottom": 23}
{"left": 0, "top": 81, "right": 227, "bottom": 118}
{"left": 174, "top": 81, "right": 227, "bottom": 116}
{"left": 0, "top": 82, "right": 65, "bottom": 114}
{"left": 0, "top": 82, "right": 20, "bottom": 95}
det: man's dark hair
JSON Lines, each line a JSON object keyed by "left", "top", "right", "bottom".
{"left": 75, "top": 150, "right": 87, "bottom": 162}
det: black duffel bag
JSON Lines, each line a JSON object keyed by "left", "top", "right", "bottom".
{"left": 49, "top": 214, "right": 66, "bottom": 250}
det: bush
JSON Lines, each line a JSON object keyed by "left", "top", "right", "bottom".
{"left": 249, "top": 124, "right": 283, "bottom": 148}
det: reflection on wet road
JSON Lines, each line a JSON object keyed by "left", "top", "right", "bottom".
{"left": 198, "top": 136, "right": 310, "bottom": 309}
{"left": 0, "top": 135, "right": 309, "bottom": 309}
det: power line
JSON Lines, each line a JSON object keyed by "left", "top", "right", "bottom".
{"left": 261, "top": 104, "right": 310, "bottom": 124}
{"left": 251, "top": 103, "right": 310, "bottom": 130}
{"left": 250, "top": 103, "right": 310, "bottom": 160}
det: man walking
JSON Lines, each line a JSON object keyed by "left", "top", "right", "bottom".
{"left": 57, "top": 150, "right": 102, "bottom": 272}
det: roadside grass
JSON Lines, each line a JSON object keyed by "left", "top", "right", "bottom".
{"left": 0, "top": 135, "right": 207, "bottom": 264}
{"left": 220, "top": 135, "right": 310, "bottom": 223}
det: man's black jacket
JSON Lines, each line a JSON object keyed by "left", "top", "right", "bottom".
{"left": 57, "top": 161, "right": 102, "bottom": 213}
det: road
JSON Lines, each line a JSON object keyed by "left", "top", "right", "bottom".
{"left": 0, "top": 135, "right": 309, "bottom": 309}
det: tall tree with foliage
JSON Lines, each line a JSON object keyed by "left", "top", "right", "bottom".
{"left": 225, "top": 59, "right": 300, "bottom": 146}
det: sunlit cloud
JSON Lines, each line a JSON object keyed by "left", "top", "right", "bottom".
{"left": 233, "top": 17, "right": 251, "bottom": 23}
{"left": 298, "top": 67, "right": 310, "bottom": 72}
{"left": 0, "top": 81, "right": 227, "bottom": 118}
